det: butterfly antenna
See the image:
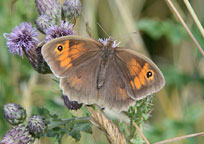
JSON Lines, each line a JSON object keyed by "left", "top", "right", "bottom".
{"left": 80, "top": 12, "right": 94, "bottom": 37}
{"left": 97, "top": 22, "right": 111, "bottom": 38}
{"left": 117, "top": 31, "right": 139, "bottom": 39}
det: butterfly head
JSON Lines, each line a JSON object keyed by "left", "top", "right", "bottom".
{"left": 98, "top": 37, "right": 120, "bottom": 49}
{"left": 98, "top": 38, "right": 120, "bottom": 58}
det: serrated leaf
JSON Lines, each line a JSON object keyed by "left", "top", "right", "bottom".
{"left": 68, "top": 122, "right": 92, "bottom": 141}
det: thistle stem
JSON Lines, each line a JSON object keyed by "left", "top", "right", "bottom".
{"left": 133, "top": 121, "right": 150, "bottom": 144}
{"left": 48, "top": 117, "right": 90, "bottom": 130}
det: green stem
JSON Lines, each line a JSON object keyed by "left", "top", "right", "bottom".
{"left": 128, "top": 120, "right": 137, "bottom": 142}
{"left": 48, "top": 117, "right": 90, "bottom": 130}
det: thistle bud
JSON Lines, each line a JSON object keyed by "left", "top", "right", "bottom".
{"left": 35, "top": 0, "right": 62, "bottom": 18}
{"left": 62, "top": 0, "right": 82, "bottom": 21}
{"left": 28, "top": 115, "right": 48, "bottom": 137}
{"left": 35, "top": 14, "right": 55, "bottom": 34}
{"left": 4, "top": 103, "right": 26, "bottom": 125}
{"left": 0, "top": 124, "right": 35, "bottom": 144}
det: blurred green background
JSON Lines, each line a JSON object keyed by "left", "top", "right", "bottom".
{"left": 0, "top": 0, "right": 204, "bottom": 143}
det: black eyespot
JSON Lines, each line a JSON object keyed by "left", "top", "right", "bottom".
{"left": 146, "top": 71, "right": 153, "bottom": 78}
{"left": 57, "top": 45, "right": 63, "bottom": 51}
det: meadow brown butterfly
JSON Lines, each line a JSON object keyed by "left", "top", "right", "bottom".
{"left": 42, "top": 35, "right": 165, "bottom": 112}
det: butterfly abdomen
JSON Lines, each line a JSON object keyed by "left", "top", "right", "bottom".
{"left": 97, "top": 59, "right": 109, "bottom": 89}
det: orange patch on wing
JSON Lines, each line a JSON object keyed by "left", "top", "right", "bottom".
{"left": 129, "top": 66, "right": 140, "bottom": 76}
{"left": 64, "top": 40, "right": 70, "bottom": 49}
{"left": 66, "top": 63, "right": 72, "bottom": 69}
{"left": 119, "top": 88, "right": 127, "bottom": 100}
{"left": 70, "top": 43, "right": 85, "bottom": 59}
{"left": 139, "top": 72, "right": 146, "bottom": 85}
{"left": 128, "top": 59, "right": 137, "bottom": 65}
{"left": 140, "top": 63, "right": 149, "bottom": 80}
{"left": 128, "top": 59, "right": 142, "bottom": 76}
{"left": 143, "top": 63, "right": 149, "bottom": 71}
{"left": 76, "top": 43, "right": 85, "bottom": 51}
{"left": 58, "top": 51, "right": 69, "bottom": 61}
{"left": 60, "top": 57, "right": 71, "bottom": 67}
{"left": 70, "top": 75, "right": 81, "bottom": 88}
{"left": 134, "top": 77, "right": 141, "bottom": 89}
{"left": 55, "top": 41, "right": 70, "bottom": 55}
{"left": 70, "top": 49, "right": 79, "bottom": 59}
{"left": 130, "top": 80, "right": 135, "bottom": 88}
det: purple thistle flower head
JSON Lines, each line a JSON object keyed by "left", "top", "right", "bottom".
{"left": 3, "top": 22, "right": 38, "bottom": 58}
{"left": 28, "top": 115, "right": 48, "bottom": 137}
{"left": 62, "top": 0, "right": 82, "bottom": 20}
{"left": 98, "top": 37, "right": 120, "bottom": 48}
{"left": 98, "top": 38, "right": 109, "bottom": 46}
{"left": 4, "top": 103, "right": 27, "bottom": 125}
{"left": 35, "top": 14, "right": 55, "bottom": 34}
{"left": 35, "top": 0, "right": 61, "bottom": 17}
{"left": 0, "top": 124, "right": 35, "bottom": 144}
{"left": 45, "top": 21, "right": 75, "bottom": 42}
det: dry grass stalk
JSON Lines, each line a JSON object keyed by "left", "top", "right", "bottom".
{"left": 132, "top": 121, "right": 150, "bottom": 144}
{"left": 166, "top": 0, "right": 204, "bottom": 56}
{"left": 154, "top": 131, "right": 204, "bottom": 144}
{"left": 87, "top": 107, "right": 127, "bottom": 144}
{"left": 183, "top": 0, "right": 204, "bottom": 39}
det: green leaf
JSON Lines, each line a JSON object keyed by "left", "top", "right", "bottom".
{"left": 68, "top": 122, "right": 92, "bottom": 141}
{"left": 136, "top": 19, "right": 187, "bottom": 44}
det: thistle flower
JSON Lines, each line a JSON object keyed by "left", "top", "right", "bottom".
{"left": 0, "top": 124, "right": 35, "bottom": 144}
{"left": 35, "top": 14, "right": 55, "bottom": 34}
{"left": 98, "top": 38, "right": 120, "bottom": 48}
{"left": 62, "top": 0, "right": 82, "bottom": 21}
{"left": 62, "top": 94, "right": 82, "bottom": 110}
{"left": 24, "top": 41, "right": 52, "bottom": 74}
{"left": 4, "top": 103, "right": 27, "bottom": 125}
{"left": 3, "top": 22, "right": 51, "bottom": 74}
{"left": 3, "top": 22, "right": 38, "bottom": 58}
{"left": 28, "top": 115, "right": 48, "bottom": 137}
{"left": 35, "top": 0, "right": 61, "bottom": 19}
{"left": 45, "top": 21, "right": 75, "bottom": 42}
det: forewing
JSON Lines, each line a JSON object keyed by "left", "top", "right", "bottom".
{"left": 115, "top": 48, "right": 165, "bottom": 100}
{"left": 60, "top": 53, "right": 101, "bottom": 105}
{"left": 42, "top": 36, "right": 102, "bottom": 78}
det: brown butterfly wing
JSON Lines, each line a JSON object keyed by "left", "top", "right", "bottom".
{"left": 60, "top": 53, "right": 102, "bottom": 105}
{"left": 96, "top": 56, "right": 135, "bottom": 111}
{"left": 60, "top": 52, "right": 135, "bottom": 111}
{"left": 42, "top": 36, "right": 102, "bottom": 78}
{"left": 114, "top": 48, "right": 165, "bottom": 100}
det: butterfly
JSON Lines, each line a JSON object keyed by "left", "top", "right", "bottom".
{"left": 41, "top": 35, "right": 165, "bottom": 112}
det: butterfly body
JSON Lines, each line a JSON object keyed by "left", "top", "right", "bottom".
{"left": 97, "top": 39, "right": 116, "bottom": 89}
{"left": 42, "top": 36, "right": 165, "bottom": 112}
